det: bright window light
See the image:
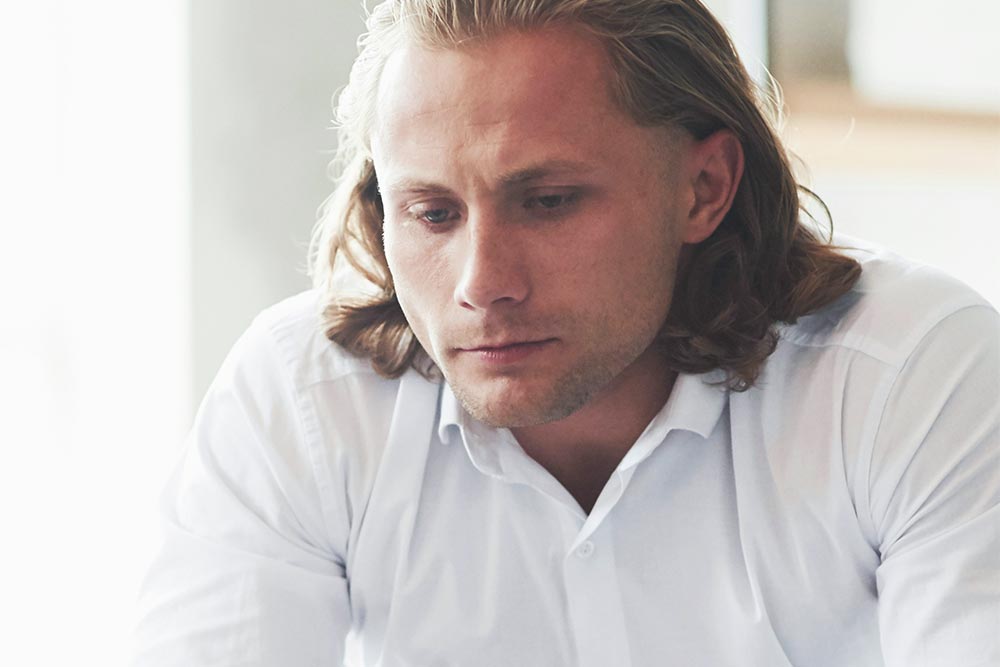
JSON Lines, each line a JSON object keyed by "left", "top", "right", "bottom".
{"left": 0, "top": 2, "right": 190, "bottom": 664}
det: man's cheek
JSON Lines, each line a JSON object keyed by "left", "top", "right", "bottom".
{"left": 395, "top": 293, "right": 435, "bottom": 359}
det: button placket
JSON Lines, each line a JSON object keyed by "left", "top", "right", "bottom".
{"left": 562, "top": 531, "right": 632, "bottom": 667}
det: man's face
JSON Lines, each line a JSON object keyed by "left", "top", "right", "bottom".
{"left": 373, "top": 26, "right": 693, "bottom": 428}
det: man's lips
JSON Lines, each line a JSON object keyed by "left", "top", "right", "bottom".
{"left": 460, "top": 338, "right": 556, "bottom": 352}
{"left": 456, "top": 338, "right": 558, "bottom": 364}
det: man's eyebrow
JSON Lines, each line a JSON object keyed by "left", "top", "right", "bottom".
{"left": 497, "top": 159, "right": 600, "bottom": 186}
{"left": 379, "top": 159, "right": 600, "bottom": 195}
{"left": 379, "top": 178, "right": 454, "bottom": 196}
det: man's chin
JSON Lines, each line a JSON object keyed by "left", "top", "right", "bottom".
{"left": 447, "top": 375, "right": 594, "bottom": 429}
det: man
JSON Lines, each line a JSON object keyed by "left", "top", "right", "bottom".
{"left": 132, "top": 1, "right": 999, "bottom": 665}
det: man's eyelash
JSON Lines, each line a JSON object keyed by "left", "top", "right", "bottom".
{"left": 405, "top": 204, "right": 459, "bottom": 226}
{"left": 401, "top": 190, "right": 581, "bottom": 227}
{"left": 524, "top": 191, "right": 581, "bottom": 211}
{"left": 419, "top": 208, "right": 454, "bottom": 224}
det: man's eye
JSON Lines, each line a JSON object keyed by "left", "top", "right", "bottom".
{"left": 524, "top": 192, "right": 579, "bottom": 211}
{"left": 407, "top": 205, "right": 456, "bottom": 225}
{"left": 421, "top": 208, "right": 452, "bottom": 224}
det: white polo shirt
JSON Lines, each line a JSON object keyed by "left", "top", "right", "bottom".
{"left": 132, "top": 244, "right": 999, "bottom": 667}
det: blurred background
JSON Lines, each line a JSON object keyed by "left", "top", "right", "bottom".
{"left": 0, "top": 0, "right": 996, "bottom": 664}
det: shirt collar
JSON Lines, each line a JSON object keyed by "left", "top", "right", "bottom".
{"left": 617, "top": 369, "right": 729, "bottom": 470}
{"left": 437, "top": 382, "right": 508, "bottom": 477}
{"left": 437, "top": 382, "right": 463, "bottom": 446}
{"left": 437, "top": 369, "right": 729, "bottom": 473}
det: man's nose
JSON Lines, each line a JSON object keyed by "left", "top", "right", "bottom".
{"left": 453, "top": 215, "right": 530, "bottom": 311}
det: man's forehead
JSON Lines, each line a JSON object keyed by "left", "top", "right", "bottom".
{"left": 372, "top": 25, "right": 622, "bottom": 142}
{"left": 369, "top": 24, "right": 688, "bottom": 195}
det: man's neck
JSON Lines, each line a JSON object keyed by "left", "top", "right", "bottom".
{"left": 510, "top": 347, "right": 676, "bottom": 513}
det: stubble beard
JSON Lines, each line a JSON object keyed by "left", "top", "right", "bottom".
{"left": 443, "top": 328, "right": 656, "bottom": 429}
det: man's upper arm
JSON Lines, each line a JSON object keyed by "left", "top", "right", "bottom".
{"left": 131, "top": 316, "right": 352, "bottom": 666}
{"left": 869, "top": 304, "right": 1000, "bottom": 666}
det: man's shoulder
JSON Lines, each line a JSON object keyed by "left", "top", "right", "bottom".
{"left": 777, "top": 236, "right": 996, "bottom": 369}
{"left": 243, "top": 288, "right": 390, "bottom": 391}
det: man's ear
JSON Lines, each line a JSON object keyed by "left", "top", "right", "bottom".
{"left": 681, "top": 129, "right": 745, "bottom": 244}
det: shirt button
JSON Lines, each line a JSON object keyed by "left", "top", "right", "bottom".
{"left": 576, "top": 541, "right": 595, "bottom": 558}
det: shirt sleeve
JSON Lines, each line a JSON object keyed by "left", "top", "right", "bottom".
{"left": 869, "top": 304, "right": 1000, "bottom": 667}
{"left": 131, "top": 315, "right": 352, "bottom": 666}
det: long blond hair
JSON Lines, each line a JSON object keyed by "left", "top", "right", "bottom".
{"left": 308, "top": 0, "right": 861, "bottom": 390}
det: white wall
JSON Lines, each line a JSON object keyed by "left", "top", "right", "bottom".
{"left": 849, "top": 0, "right": 1000, "bottom": 113}
{"left": 190, "top": 0, "right": 366, "bottom": 400}
{"left": 702, "top": 0, "right": 769, "bottom": 81}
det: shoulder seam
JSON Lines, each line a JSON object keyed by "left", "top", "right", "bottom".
{"left": 861, "top": 303, "right": 998, "bottom": 552}
{"left": 256, "top": 314, "right": 351, "bottom": 562}
{"left": 778, "top": 302, "right": 996, "bottom": 370}
{"left": 259, "top": 298, "right": 381, "bottom": 389}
